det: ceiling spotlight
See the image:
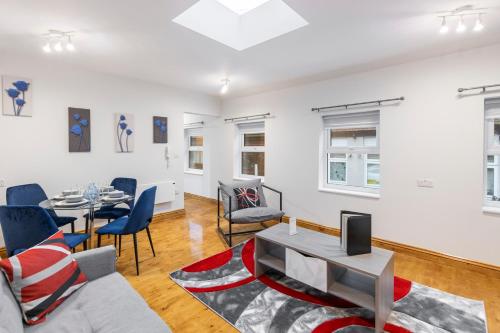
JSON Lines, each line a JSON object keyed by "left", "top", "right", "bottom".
{"left": 66, "top": 36, "right": 75, "bottom": 51}
{"left": 473, "top": 14, "right": 484, "bottom": 32}
{"left": 54, "top": 41, "right": 63, "bottom": 52}
{"left": 456, "top": 16, "right": 467, "bottom": 33}
{"left": 220, "top": 79, "right": 230, "bottom": 94}
{"left": 439, "top": 17, "right": 449, "bottom": 34}
{"left": 42, "top": 42, "right": 52, "bottom": 53}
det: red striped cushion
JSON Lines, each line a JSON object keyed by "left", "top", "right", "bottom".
{"left": 0, "top": 231, "right": 88, "bottom": 325}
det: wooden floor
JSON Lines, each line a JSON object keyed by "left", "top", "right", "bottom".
{"left": 94, "top": 195, "right": 500, "bottom": 332}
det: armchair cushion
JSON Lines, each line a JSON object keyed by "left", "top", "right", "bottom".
{"left": 234, "top": 187, "right": 261, "bottom": 209}
{"left": 218, "top": 179, "right": 267, "bottom": 214}
{"left": 226, "top": 207, "right": 284, "bottom": 224}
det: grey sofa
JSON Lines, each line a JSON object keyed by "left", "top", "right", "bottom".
{"left": 0, "top": 246, "right": 171, "bottom": 333}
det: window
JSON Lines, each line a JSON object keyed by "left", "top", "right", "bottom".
{"left": 484, "top": 98, "right": 500, "bottom": 206}
{"left": 185, "top": 128, "right": 203, "bottom": 173}
{"left": 321, "top": 111, "right": 380, "bottom": 194}
{"left": 236, "top": 122, "right": 265, "bottom": 179}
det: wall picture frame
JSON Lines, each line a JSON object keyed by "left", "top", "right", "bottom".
{"left": 2, "top": 76, "right": 33, "bottom": 117}
{"left": 153, "top": 116, "right": 168, "bottom": 143}
{"left": 68, "top": 107, "right": 91, "bottom": 152}
{"left": 115, "top": 113, "right": 134, "bottom": 153}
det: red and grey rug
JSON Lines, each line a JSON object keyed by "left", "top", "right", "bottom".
{"left": 170, "top": 239, "right": 487, "bottom": 333}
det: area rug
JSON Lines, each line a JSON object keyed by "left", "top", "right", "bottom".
{"left": 170, "top": 239, "right": 487, "bottom": 333}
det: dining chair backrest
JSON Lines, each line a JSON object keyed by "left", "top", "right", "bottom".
{"left": 6, "top": 183, "right": 48, "bottom": 206}
{"left": 0, "top": 205, "right": 59, "bottom": 257}
{"left": 111, "top": 178, "right": 137, "bottom": 209}
{"left": 123, "top": 186, "right": 156, "bottom": 234}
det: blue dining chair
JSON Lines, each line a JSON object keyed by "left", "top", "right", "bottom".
{"left": 84, "top": 177, "right": 137, "bottom": 232}
{"left": 6, "top": 183, "right": 77, "bottom": 233}
{"left": 96, "top": 186, "right": 156, "bottom": 275}
{"left": 0, "top": 206, "right": 90, "bottom": 256}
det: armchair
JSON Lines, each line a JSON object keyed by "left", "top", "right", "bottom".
{"left": 217, "top": 179, "right": 284, "bottom": 246}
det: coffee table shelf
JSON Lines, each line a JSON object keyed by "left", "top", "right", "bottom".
{"left": 254, "top": 223, "right": 394, "bottom": 333}
{"left": 257, "top": 254, "right": 285, "bottom": 273}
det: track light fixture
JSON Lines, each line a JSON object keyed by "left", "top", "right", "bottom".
{"left": 437, "top": 6, "right": 487, "bottom": 35}
{"left": 473, "top": 14, "right": 484, "bottom": 32}
{"left": 439, "top": 16, "right": 449, "bottom": 34}
{"left": 220, "top": 78, "right": 230, "bottom": 94}
{"left": 456, "top": 16, "right": 467, "bottom": 33}
{"left": 42, "top": 30, "right": 76, "bottom": 54}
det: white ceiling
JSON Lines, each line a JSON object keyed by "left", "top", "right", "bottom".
{"left": 0, "top": 0, "right": 499, "bottom": 98}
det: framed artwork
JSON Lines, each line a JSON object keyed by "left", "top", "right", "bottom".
{"left": 2, "top": 76, "right": 32, "bottom": 117}
{"left": 153, "top": 116, "right": 168, "bottom": 143}
{"left": 68, "top": 108, "right": 91, "bottom": 152}
{"left": 115, "top": 113, "right": 134, "bottom": 153}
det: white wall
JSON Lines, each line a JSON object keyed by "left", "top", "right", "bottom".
{"left": 214, "top": 43, "right": 500, "bottom": 266}
{"left": 0, "top": 53, "right": 220, "bottom": 246}
{"left": 184, "top": 113, "right": 220, "bottom": 197}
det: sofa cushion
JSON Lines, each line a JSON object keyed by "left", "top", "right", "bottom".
{"left": 25, "top": 272, "right": 171, "bottom": 333}
{"left": 219, "top": 179, "right": 267, "bottom": 214}
{"left": 0, "top": 231, "right": 88, "bottom": 325}
{"left": 0, "top": 273, "right": 23, "bottom": 333}
{"left": 24, "top": 309, "right": 92, "bottom": 333}
{"left": 227, "top": 207, "right": 284, "bottom": 224}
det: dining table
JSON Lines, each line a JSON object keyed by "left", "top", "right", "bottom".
{"left": 39, "top": 192, "right": 134, "bottom": 249}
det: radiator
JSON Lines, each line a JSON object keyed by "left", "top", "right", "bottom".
{"left": 137, "top": 181, "right": 176, "bottom": 204}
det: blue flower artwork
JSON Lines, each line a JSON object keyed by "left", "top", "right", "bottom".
{"left": 68, "top": 108, "right": 91, "bottom": 152}
{"left": 153, "top": 116, "right": 168, "bottom": 143}
{"left": 116, "top": 113, "right": 134, "bottom": 153}
{"left": 2, "top": 76, "right": 32, "bottom": 117}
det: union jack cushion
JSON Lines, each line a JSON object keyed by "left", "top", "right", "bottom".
{"left": 234, "top": 187, "right": 261, "bottom": 209}
{"left": 0, "top": 231, "right": 88, "bottom": 325}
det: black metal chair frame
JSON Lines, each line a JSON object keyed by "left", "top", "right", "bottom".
{"left": 96, "top": 218, "right": 155, "bottom": 276}
{"left": 217, "top": 184, "right": 282, "bottom": 247}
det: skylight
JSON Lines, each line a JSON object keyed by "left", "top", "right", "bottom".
{"left": 173, "top": 0, "right": 308, "bottom": 51}
{"left": 215, "top": 0, "right": 271, "bottom": 15}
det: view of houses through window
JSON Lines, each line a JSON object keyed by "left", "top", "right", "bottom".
{"left": 322, "top": 111, "right": 380, "bottom": 193}
{"left": 485, "top": 98, "right": 500, "bottom": 206}
{"left": 236, "top": 122, "right": 265, "bottom": 179}
{"left": 185, "top": 128, "right": 203, "bottom": 172}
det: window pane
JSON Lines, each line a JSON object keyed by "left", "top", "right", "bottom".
{"left": 366, "top": 163, "right": 380, "bottom": 186}
{"left": 330, "top": 127, "right": 376, "bottom": 148}
{"left": 487, "top": 168, "right": 494, "bottom": 196}
{"left": 367, "top": 154, "right": 380, "bottom": 160}
{"left": 495, "top": 120, "right": 500, "bottom": 144}
{"left": 190, "top": 136, "right": 203, "bottom": 147}
{"left": 189, "top": 151, "right": 203, "bottom": 170}
{"left": 242, "top": 152, "right": 264, "bottom": 176}
{"left": 487, "top": 155, "right": 500, "bottom": 200}
{"left": 244, "top": 133, "right": 265, "bottom": 147}
{"left": 328, "top": 161, "right": 346, "bottom": 183}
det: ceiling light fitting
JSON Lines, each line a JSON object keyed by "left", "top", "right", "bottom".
{"left": 437, "top": 6, "right": 487, "bottom": 35}
{"left": 42, "top": 30, "right": 76, "bottom": 53}
{"left": 220, "top": 79, "right": 230, "bottom": 94}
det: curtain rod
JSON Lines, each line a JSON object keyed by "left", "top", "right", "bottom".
{"left": 458, "top": 84, "right": 500, "bottom": 93}
{"left": 224, "top": 112, "right": 270, "bottom": 123}
{"left": 184, "top": 121, "right": 204, "bottom": 127}
{"left": 312, "top": 97, "right": 405, "bottom": 112}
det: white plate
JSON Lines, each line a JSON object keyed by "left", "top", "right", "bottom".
{"left": 54, "top": 199, "right": 89, "bottom": 207}
{"left": 101, "top": 195, "right": 130, "bottom": 202}
{"left": 53, "top": 195, "right": 66, "bottom": 201}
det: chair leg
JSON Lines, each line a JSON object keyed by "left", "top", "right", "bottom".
{"left": 133, "top": 233, "right": 139, "bottom": 275}
{"left": 114, "top": 235, "right": 117, "bottom": 248}
{"left": 228, "top": 219, "right": 232, "bottom": 247}
{"left": 71, "top": 221, "right": 75, "bottom": 234}
{"left": 83, "top": 239, "right": 87, "bottom": 251}
{"left": 107, "top": 219, "right": 111, "bottom": 239}
{"left": 97, "top": 234, "right": 102, "bottom": 248}
{"left": 119, "top": 235, "right": 122, "bottom": 257}
{"left": 85, "top": 216, "right": 89, "bottom": 234}
{"left": 146, "top": 227, "right": 155, "bottom": 257}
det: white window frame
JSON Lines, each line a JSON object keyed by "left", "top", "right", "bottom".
{"left": 484, "top": 98, "right": 500, "bottom": 208}
{"left": 234, "top": 122, "right": 265, "bottom": 180}
{"left": 185, "top": 128, "right": 204, "bottom": 175}
{"left": 319, "top": 111, "right": 380, "bottom": 197}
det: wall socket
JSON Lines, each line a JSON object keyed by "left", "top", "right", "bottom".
{"left": 417, "top": 179, "right": 434, "bottom": 188}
